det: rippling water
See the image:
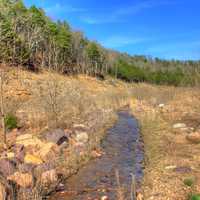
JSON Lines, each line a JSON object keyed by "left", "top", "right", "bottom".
{"left": 49, "top": 109, "right": 143, "bottom": 200}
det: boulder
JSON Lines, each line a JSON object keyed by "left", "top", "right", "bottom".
{"left": 173, "top": 123, "right": 187, "bottom": 129}
{"left": 158, "top": 104, "right": 165, "bottom": 108}
{"left": 186, "top": 132, "right": 200, "bottom": 144}
{"left": 44, "top": 129, "right": 69, "bottom": 146}
{"left": 0, "top": 159, "right": 16, "bottom": 177}
{"left": 55, "top": 183, "right": 65, "bottom": 192}
{"left": 16, "top": 134, "right": 43, "bottom": 148}
{"left": 13, "top": 144, "right": 25, "bottom": 162}
{"left": 16, "top": 134, "right": 32, "bottom": 143}
{"left": 7, "top": 172, "right": 33, "bottom": 188}
{"left": 75, "top": 132, "right": 89, "bottom": 143}
{"left": 40, "top": 169, "right": 58, "bottom": 185}
{"left": 35, "top": 142, "right": 59, "bottom": 162}
{"left": 24, "top": 154, "right": 43, "bottom": 165}
{"left": 173, "top": 166, "right": 192, "bottom": 174}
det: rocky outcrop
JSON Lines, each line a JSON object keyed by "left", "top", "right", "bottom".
{"left": 13, "top": 144, "right": 25, "bottom": 162}
{"left": 72, "top": 124, "right": 89, "bottom": 144}
{"left": 35, "top": 142, "right": 59, "bottom": 162}
{"left": 173, "top": 123, "right": 187, "bottom": 129}
{"left": 0, "top": 159, "right": 16, "bottom": 177}
{"left": 43, "top": 129, "right": 69, "bottom": 146}
{"left": 16, "top": 133, "right": 60, "bottom": 163}
{"left": 16, "top": 134, "right": 43, "bottom": 147}
{"left": 75, "top": 132, "right": 89, "bottom": 143}
{"left": 186, "top": 131, "right": 200, "bottom": 144}
{"left": 24, "top": 154, "right": 43, "bottom": 165}
{"left": 0, "top": 125, "right": 90, "bottom": 199}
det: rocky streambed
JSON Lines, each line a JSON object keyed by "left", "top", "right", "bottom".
{"left": 49, "top": 109, "right": 143, "bottom": 200}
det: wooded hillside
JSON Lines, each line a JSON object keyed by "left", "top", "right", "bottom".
{"left": 1, "top": 0, "right": 200, "bottom": 86}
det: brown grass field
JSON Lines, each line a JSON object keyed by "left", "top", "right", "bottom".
{"left": 131, "top": 84, "right": 200, "bottom": 200}
{"left": 1, "top": 67, "right": 200, "bottom": 199}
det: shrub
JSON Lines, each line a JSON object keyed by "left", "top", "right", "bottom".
{"left": 190, "top": 195, "right": 200, "bottom": 200}
{"left": 5, "top": 114, "right": 18, "bottom": 130}
{"left": 184, "top": 177, "right": 195, "bottom": 187}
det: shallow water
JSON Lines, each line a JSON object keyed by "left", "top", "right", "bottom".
{"left": 49, "top": 109, "right": 143, "bottom": 200}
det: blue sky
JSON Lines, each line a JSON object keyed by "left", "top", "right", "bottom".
{"left": 24, "top": 0, "right": 200, "bottom": 60}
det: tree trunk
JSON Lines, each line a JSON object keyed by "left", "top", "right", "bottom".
{"left": 0, "top": 70, "right": 6, "bottom": 144}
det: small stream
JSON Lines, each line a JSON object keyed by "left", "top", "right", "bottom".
{"left": 49, "top": 109, "right": 143, "bottom": 200}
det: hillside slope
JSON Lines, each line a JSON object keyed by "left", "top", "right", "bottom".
{"left": 0, "top": 67, "right": 131, "bottom": 199}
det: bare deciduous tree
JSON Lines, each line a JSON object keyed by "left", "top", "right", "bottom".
{"left": 39, "top": 73, "right": 65, "bottom": 128}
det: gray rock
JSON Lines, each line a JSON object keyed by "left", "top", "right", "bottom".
{"left": 44, "top": 129, "right": 69, "bottom": 146}
{"left": 75, "top": 131, "right": 89, "bottom": 143}
{"left": 0, "top": 159, "right": 17, "bottom": 177}
{"left": 55, "top": 183, "right": 65, "bottom": 192}
{"left": 13, "top": 144, "right": 25, "bottom": 162}
{"left": 173, "top": 166, "right": 192, "bottom": 174}
{"left": 173, "top": 123, "right": 187, "bottom": 129}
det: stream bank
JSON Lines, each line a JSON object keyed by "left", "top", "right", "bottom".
{"left": 49, "top": 109, "right": 143, "bottom": 200}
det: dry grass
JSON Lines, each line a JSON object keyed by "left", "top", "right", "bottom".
{"left": 2, "top": 68, "right": 130, "bottom": 134}
{"left": 4, "top": 67, "right": 200, "bottom": 200}
{"left": 0, "top": 67, "right": 131, "bottom": 199}
{"left": 130, "top": 84, "right": 200, "bottom": 200}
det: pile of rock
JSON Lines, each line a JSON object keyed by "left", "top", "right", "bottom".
{"left": 0, "top": 126, "right": 90, "bottom": 199}
{"left": 172, "top": 122, "right": 200, "bottom": 144}
{"left": 186, "top": 131, "right": 200, "bottom": 144}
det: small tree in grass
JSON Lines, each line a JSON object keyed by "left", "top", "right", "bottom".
{"left": 39, "top": 73, "right": 65, "bottom": 128}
